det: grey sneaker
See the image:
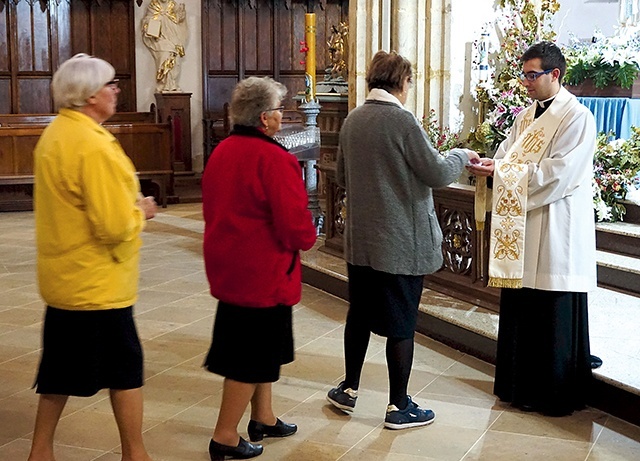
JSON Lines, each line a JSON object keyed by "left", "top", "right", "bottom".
{"left": 327, "top": 381, "right": 358, "bottom": 413}
{"left": 384, "top": 396, "right": 435, "bottom": 430}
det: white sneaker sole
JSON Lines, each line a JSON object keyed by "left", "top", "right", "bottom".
{"left": 326, "top": 395, "right": 355, "bottom": 413}
{"left": 384, "top": 415, "right": 436, "bottom": 430}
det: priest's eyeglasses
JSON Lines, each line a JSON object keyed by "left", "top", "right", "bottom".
{"left": 267, "top": 106, "right": 285, "bottom": 113}
{"left": 105, "top": 79, "right": 120, "bottom": 89}
{"left": 519, "top": 69, "right": 553, "bottom": 82}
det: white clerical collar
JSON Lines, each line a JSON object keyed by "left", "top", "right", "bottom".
{"left": 537, "top": 90, "right": 560, "bottom": 109}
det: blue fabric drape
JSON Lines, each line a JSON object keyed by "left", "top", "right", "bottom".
{"left": 578, "top": 97, "right": 640, "bottom": 139}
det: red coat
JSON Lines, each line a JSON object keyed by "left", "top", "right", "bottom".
{"left": 202, "top": 126, "right": 317, "bottom": 307}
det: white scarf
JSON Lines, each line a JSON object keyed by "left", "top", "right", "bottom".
{"left": 366, "top": 88, "right": 404, "bottom": 107}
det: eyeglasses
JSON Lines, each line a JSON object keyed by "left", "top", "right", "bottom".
{"left": 519, "top": 69, "right": 554, "bottom": 82}
{"left": 105, "top": 79, "right": 120, "bottom": 89}
{"left": 266, "top": 106, "right": 284, "bottom": 113}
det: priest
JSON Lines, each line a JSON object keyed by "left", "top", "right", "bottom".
{"left": 467, "top": 41, "right": 598, "bottom": 416}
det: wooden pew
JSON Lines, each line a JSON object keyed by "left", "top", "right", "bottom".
{"left": 0, "top": 109, "right": 158, "bottom": 128}
{"left": 0, "top": 111, "right": 172, "bottom": 211}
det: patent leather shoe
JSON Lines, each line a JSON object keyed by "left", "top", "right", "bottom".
{"left": 247, "top": 418, "right": 297, "bottom": 442}
{"left": 590, "top": 355, "right": 603, "bottom": 369}
{"left": 208, "top": 437, "right": 263, "bottom": 460}
{"left": 515, "top": 402, "right": 537, "bottom": 412}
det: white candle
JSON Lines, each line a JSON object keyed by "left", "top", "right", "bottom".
{"left": 479, "top": 27, "right": 490, "bottom": 82}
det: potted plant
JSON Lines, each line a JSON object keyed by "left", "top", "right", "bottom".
{"left": 564, "top": 31, "right": 640, "bottom": 97}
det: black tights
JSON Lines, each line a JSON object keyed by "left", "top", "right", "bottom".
{"left": 343, "top": 314, "right": 414, "bottom": 410}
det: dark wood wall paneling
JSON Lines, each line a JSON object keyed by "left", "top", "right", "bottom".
{"left": 0, "top": 0, "right": 136, "bottom": 115}
{"left": 202, "top": 0, "right": 349, "bottom": 118}
{"left": 70, "top": 0, "right": 136, "bottom": 112}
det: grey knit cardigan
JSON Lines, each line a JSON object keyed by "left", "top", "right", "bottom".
{"left": 336, "top": 100, "right": 468, "bottom": 275}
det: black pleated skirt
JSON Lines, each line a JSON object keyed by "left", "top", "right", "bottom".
{"left": 494, "top": 288, "right": 592, "bottom": 416}
{"left": 35, "top": 306, "right": 144, "bottom": 396}
{"left": 203, "top": 301, "right": 294, "bottom": 383}
{"left": 347, "top": 263, "right": 424, "bottom": 339}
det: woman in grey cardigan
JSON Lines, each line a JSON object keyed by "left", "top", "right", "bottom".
{"left": 326, "top": 50, "right": 479, "bottom": 429}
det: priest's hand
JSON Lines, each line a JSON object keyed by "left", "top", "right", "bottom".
{"left": 466, "top": 158, "right": 494, "bottom": 177}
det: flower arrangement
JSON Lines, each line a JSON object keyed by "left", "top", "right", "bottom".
{"left": 564, "top": 31, "right": 640, "bottom": 90}
{"left": 593, "top": 128, "right": 640, "bottom": 222}
{"left": 422, "top": 109, "right": 462, "bottom": 153}
{"left": 470, "top": 0, "right": 559, "bottom": 154}
{"left": 474, "top": 85, "right": 531, "bottom": 153}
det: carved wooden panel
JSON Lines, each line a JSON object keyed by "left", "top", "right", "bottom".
{"left": 202, "top": 0, "right": 348, "bottom": 118}
{"left": 440, "top": 207, "right": 474, "bottom": 276}
{"left": 427, "top": 185, "right": 499, "bottom": 312}
{"left": 317, "top": 179, "right": 501, "bottom": 312}
{"left": 0, "top": 0, "right": 136, "bottom": 115}
{"left": 70, "top": 0, "right": 136, "bottom": 112}
{"left": 1, "top": 1, "right": 59, "bottom": 113}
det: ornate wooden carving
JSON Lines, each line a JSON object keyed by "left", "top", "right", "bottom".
{"left": 440, "top": 207, "right": 473, "bottom": 275}
{"left": 427, "top": 185, "right": 499, "bottom": 311}
{"left": 318, "top": 180, "right": 500, "bottom": 311}
{"left": 0, "top": 0, "right": 137, "bottom": 114}
{"left": 201, "top": 0, "right": 348, "bottom": 120}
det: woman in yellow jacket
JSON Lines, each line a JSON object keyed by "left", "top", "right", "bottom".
{"left": 28, "top": 54, "right": 157, "bottom": 461}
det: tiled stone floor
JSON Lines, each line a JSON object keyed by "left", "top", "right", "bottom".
{"left": 1, "top": 203, "right": 640, "bottom": 460}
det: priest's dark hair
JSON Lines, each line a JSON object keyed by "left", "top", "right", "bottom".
{"left": 521, "top": 41, "right": 567, "bottom": 83}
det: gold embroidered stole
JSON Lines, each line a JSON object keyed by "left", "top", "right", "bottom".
{"left": 486, "top": 88, "right": 576, "bottom": 288}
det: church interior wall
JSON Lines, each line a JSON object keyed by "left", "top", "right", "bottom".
{"left": 447, "top": 0, "right": 620, "bottom": 143}
{"left": 135, "top": 0, "right": 205, "bottom": 172}
{"left": 554, "top": 0, "right": 618, "bottom": 43}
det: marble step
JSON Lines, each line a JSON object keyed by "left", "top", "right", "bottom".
{"left": 597, "top": 249, "right": 640, "bottom": 295}
{"left": 596, "top": 221, "right": 640, "bottom": 258}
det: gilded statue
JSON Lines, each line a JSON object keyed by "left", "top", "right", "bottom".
{"left": 142, "top": 0, "right": 188, "bottom": 92}
{"left": 326, "top": 23, "right": 348, "bottom": 81}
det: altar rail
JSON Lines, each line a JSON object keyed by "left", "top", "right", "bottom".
{"left": 0, "top": 110, "right": 172, "bottom": 211}
{"left": 317, "top": 165, "right": 500, "bottom": 312}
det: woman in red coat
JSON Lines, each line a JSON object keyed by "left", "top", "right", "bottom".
{"left": 202, "top": 76, "right": 317, "bottom": 460}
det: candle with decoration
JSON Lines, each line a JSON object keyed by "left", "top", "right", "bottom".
{"left": 478, "top": 26, "right": 490, "bottom": 82}
{"left": 305, "top": 13, "right": 316, "bottom": 102}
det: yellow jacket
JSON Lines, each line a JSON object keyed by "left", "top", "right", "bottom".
{"left": 34, "top": 109, "right": 146, "bottom": 310}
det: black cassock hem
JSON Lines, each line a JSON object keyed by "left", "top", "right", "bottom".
{"left": 493, "top": 287, "right": 592, "bottom": 415}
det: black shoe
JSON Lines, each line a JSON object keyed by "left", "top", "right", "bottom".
{"left": 326, "top": 381, "right": 358, "bottom": 413}
{"left": 247, "top": 418, "right": 297, "bottom": 442}
{"left": 515, "top": 402, "right": 537, "bottom": 412}
{"left": 208, "top": 437, "right": 263, "bottom": 460}
{"left": 590, "top": 355, "right": 603, "bottom": 369}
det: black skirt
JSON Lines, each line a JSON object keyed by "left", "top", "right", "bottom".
{"left": 35, "top": 306, "right": 144, "bottom": 396}
{"left": 347, "top": 264, "right": 424, "bottom": 339}
{"left": 494, "top": 288, "right": 592, "bottom": 416}
{"left": 203, "top": 301, "right": 294, "bottom": 383}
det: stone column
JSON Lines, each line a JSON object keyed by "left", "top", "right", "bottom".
{"left": 348, "top": 0, "right": 452, "bottom": 124}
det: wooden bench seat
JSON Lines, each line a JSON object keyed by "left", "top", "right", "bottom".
{"left": 0, "top": 113, "right": 172, "bottom": 210}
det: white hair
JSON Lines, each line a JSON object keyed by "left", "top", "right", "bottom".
{"left": 51, "top": 54, "right": 115, "bottom": 110}
{"left": 230, "top": 77, "right": 287, "bottom": 127}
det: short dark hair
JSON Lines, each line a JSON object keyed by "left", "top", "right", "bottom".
{"left": 366, "top": 50, "right": 413, "bottom": 93}
{"left": 521, "top": 41, "right": 566, "bottom": 82}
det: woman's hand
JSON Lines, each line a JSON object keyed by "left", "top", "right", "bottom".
{"left": 137, "top": 196, "right": 157, "bottom": 220}
{"left": 460, "top": 148, "right": 481, "bottom": 165}
{"left": 466, "top": 158, "right": 495, "bottom": 177}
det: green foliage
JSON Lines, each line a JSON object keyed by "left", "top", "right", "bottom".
{"left": 422, "top": 109, "right": 463, "bottom": 153}
{"left": 593, "top": 128, "right": 640, "bottom": 222}
{"left": 471, "top": 0, "right": 560, "bottom": 155}
{"left": 564, "top": 32, "right": 640, "bottom": 90}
